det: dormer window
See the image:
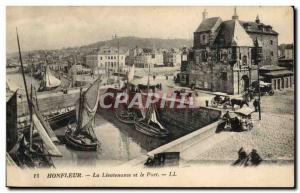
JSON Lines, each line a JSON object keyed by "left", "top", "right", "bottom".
{"left": 243, "top": 23, "right": 250, "bottom": 31}
{"left": 266, "top": 25, "right": 272, "bottom": 32}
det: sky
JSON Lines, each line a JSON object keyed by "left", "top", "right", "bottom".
{"left": 6, "top": 6, "right": 294, "bottom": 53}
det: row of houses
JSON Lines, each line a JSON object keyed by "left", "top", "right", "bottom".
{"left": 126, "top": 47, "right": 182, "bottom": 68}
{"left": 85, "top": 47, "right": 183, "bottom": 72}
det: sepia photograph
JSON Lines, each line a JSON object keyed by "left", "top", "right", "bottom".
{"left": 5, "top": 6, "right": 295, "bottom": 187}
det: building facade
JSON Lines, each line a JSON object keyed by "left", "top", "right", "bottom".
{"left": 127, "top": 48, "right": 164, "bottom": 68}
{"left": 86, "top": 54, "right": 98, "bottom": 70}
{"left": 163, "top": 48, "right": 182, "bottom": 67}
{"left": 180, "top": 8, "right": 279, "bottom": 94}
{"left": 278, "top": 44, "right": 294, "bottom": 71}
{"left": 86, "top": 47, "right": 128, "bottom": 73}
{"left": 260, "top": 66, "right": 294, "bottom": 90}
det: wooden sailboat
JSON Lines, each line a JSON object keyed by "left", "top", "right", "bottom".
{"left": 135, "top": 104, "right": 169, "bottom": 138}
{"left": 14, "top": 29, "right": 62, "bottom": 168}
{"left": 115, "top": 64, "right": 137, "bottom": 124}
{"left": 134, "top": 64, "right": 169, "bottom": 138}
{"left": 38, "top": 65, "right": 61, "bottom": 91}
{"left": 65, "top": 78, "right": 101, "bottom": 151}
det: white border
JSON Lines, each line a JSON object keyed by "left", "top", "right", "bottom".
{"left": 1, "top": 0, "right": 299, "bottom": 192}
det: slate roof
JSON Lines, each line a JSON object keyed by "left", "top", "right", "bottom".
{"left": 195, "top": 17, "right": 221, "bottom": 33}
{"left": 239, "top": 21, "right": 278, "bottom": 35}
{"left": 213, "top": 20, "right": 254, "bottom": 47}
{"left": 97, "top": 47, "right": 128, "bottom": 55}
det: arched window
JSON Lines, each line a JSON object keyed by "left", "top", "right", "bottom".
{"left": 242, "top": 55, "right": 247, "bottom": 65}
{"left": 202, "top": 51, "right": 207, "bottom": 62}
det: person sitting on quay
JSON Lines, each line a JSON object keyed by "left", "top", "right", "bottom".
{"left": 246, "top": 149, "right": 262, "bottom": 166}
{"left": 233, "top": 147, "right": 248, "bottom": 166}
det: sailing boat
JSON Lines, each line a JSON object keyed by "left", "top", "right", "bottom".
{"left": 65, "top": 77, "right": 101, "bottom": 151}
{"left": 14, "top": 29, "right": 62, "bottom": 168}
{"left": 134, "top": 64, "right": 169, "bottom": 138}
{"left": 38, "top": 65, "right": 61, "bottom": 91}
{"left": 115, "top": 64, "right": 138, "bottom": 124}
{"left": 135, "top": 103, "right": 169, "bottom": 138}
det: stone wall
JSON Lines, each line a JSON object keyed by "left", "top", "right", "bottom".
{"left": 248, "top": 33, "right": 278, "bottom": 66}
{"left": 158, "top": 106, "right": 221, "bottom": 131}
{"left": 17, "top": 90, "right": 80, "bottom": 117}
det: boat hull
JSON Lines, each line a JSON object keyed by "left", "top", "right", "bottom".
{"left": 18, "top": 108, "right": 76, "bottom": 130}
{"left": 37, "top": 85, "right": 60, "bottom": 92}
{"left": 115, "top": 110, "right": 136, "bottom": 124}
{"left": 64, "top": 125, "right": 98, "bottom": 151}
{"left": 135, "top": 121, "right": 169, "bottom": 138}
{"left": 46, "top": 109, "right": 76, "bottom": 129}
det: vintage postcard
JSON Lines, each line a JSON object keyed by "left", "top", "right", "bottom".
{"left": 6, "top": 6, "right": 295, "bottom": 187}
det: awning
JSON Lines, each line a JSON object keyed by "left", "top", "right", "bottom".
{"left": 32, "top": 114, "right": 62, "bottom": 157}
{"left": 259, "top": 81, "right": 271, "bottom": 86}
{"left": 235, "top": 106, "right": 254, "bottom": 116}
{"left": 130, "top": 76, "right": 161, "bottom": 86}
{"left": 263, "top": 70, "right": 294, "bottom": 78}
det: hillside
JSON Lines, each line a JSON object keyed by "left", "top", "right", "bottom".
{"left": 7, "top": 36, "right": 193, "bottom": 58}
{"left": 80, "top": 36, "right": 193, "bottom": 50}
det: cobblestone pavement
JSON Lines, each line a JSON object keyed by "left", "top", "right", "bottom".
{"left": 189, "top": 88, "right": 294, "bottom": 163}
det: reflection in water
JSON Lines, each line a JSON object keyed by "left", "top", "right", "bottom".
{"left": 53, "top": 107, "right": 200, "bottom": 168}
{"left": 98, "top": 110, "right": 167, "bottom": 151}
{"left": 53, "top": 114, "right": 148, "bottom": 167}
{"left": 8, "top": 73, "right": 206, "bottom": 167}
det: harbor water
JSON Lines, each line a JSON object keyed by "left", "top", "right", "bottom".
{"left": 53, "top": 114, "right": 149, "bottom": 167}
{"left": 7, "top": 72, "right": 212, "bottom": 167}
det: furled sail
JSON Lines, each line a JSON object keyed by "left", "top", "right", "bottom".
{"left": 76, "top": 78, "right": 101, "bottom": 137}
{"left": 45, "top": 66, "right": 61, "bottom": 88}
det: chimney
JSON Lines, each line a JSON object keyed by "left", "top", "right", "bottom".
{"left": 202, "top": 9, "right": 208, "bottom": 21}
{"left": 232, "top": 7, "right": 239, "bottom": 20}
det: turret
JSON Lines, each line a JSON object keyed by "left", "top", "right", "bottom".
{"left": 255, "top": 14, "right": 260, "bottom": 24}
{"left": 202, "top": 9, "right": 208, "bottom": 21}
{"left": 232, "top": 7, "right": 239, "bottom": 20}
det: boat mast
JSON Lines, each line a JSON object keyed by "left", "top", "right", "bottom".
{"left": 76, "top": 87, "right": 84, "bottom": 131}
{"left": 147, "top": 63, "right": 150, "bottom": 92}
{"left": 117, "top": 35, "right": 120, "bottom": 87}
{"left": 16, "top": 28, "right": 33, "bottom": 148}
{"left": 114, "top": 34, "right": 120, "bottom": 87}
